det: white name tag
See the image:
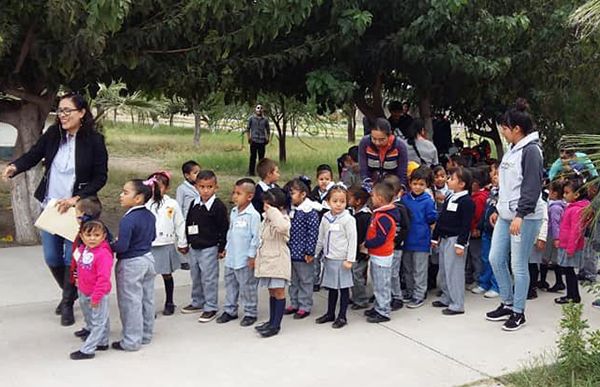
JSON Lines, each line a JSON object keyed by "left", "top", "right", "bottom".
{"left": 73, "top": 249, "right": 82, "bottom": 262}
{"left": 235, "top": 219, "right": 247, "bottom": 228}
{"left": 188, "top": 225, "right": 199, "bottom": 235}
{"left": 447, "top": 202, "right": 458, "bottom": 212}
{"left": 330, "top": 224, "right": 341, "bottom": 231}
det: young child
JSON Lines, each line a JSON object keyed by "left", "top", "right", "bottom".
{"left": 544, "top": 180, "right": 567, "bottom": 292}
{"left": 364, "top": 182, "right": 400, "bottom": 323}
{"left": 69, "top": 220, "right": 113, "bottom": 360}
{"left": 476, "top": 165, "right": 500, "bottom": 298}
{"left": 314, "top": 185, "right": 357, "bottom": 328}
{"left": 183, "top": 170, "right": 229, "bottom": 323}
{"left": 401, "top": 166, "right": 438, "bottom": 308}
{"left": 145, "top": 171, "right": 188, "bottom": 316}
{"left": 431, "top": 167, "right": 475, "bottom": 315}
{"left": 468, "top": 166, "right": 490, "bottom": 293}
{"left": 217, "top": 178, "right": 261, "bottom": 326}
{"left": 527, "top": 200, "right": 548, "bottom": 300}
{"left": 347, "top": 184, "right": 372, "bottom": 310}
{"left": 176, "top": 160, "right": 200, "bottom": 270}
{"left": 433, "top": 165, "right": 450, "bottom": 202}
{"left": 310, "top": 164, "right": 335, "bottom": 291}
{"left": 285, "top": 178, "right": 320, "bottom": 319}
{"left": 341, "top": 146, "right": 360, "bottom": 187}
{"left": 111, "top": 179, "right": 157, "bottom": 351}
{"left": 252, "top": 158, "right": 280, "bottom": 215}
{"left": 555, "top": 178, "right": 590, "bottom": 304}
{"left": 254, "top": 188, "right": 292, "bottom": 338}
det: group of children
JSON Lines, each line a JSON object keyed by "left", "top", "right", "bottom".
{"left": 67, "top": 150, "right": 600, "bottom": 360}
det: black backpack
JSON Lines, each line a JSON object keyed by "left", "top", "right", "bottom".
{"left": 393, "top": 201, "right": 411, "bottom": 249}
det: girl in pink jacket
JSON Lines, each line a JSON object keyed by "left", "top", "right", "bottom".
{"left": 555, "top": 178, "right": 590, "bottom": 305}
{"left": 70, "top": 220, "right": 113, "bottom": 360}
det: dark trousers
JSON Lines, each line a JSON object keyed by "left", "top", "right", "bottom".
{"left": 248, "top": 142, "right": 266, "bottom": 176}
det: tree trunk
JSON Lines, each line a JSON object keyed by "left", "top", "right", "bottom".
{"left": 169, "top": 114, "right": 174, "bottom": 127}
{"left": 346, "top": 104, "right": 356, "bottom": 143}
{"left": 471, "top": 120, "right": 505, "bottom": 160}
{"left": 0, "top": 99, "right": 54, "bottom": 244}
{"left": 354, "top": 71, "right": 385, "bottom": 121}
{"left": 418, "top": 92, "right": 433, "bottom": 139}
{"left": 193, "top": 104, "right": 201, "bottom": 146}
{"left": 113, "top": 109, "right": 117, "bottom": 123}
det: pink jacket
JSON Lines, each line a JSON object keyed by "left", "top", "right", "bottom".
{"left": 74, "top": 240, "right": 113, "bottom": 304}
{"left": 559, "top": 199, "right": 590, "bottom": 256}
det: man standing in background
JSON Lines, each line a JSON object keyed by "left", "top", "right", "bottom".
{"left": 247, "top": 104, "right": 270, "bottom": 176}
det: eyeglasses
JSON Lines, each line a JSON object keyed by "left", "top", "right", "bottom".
{"left": 57, "top": 108, "right": 80, "bottom": 116}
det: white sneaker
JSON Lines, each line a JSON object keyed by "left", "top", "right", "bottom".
{"left": 471, "top": 286, "right": 486, "bottom": 294}
{"left": 484, "top": 290, "right": 499, "bottom": 298}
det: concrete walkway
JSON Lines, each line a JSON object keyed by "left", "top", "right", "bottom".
{"left": 1, "top": 246, "right": 599, "bottom": 387}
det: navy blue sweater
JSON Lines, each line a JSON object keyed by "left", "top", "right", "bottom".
{"left": 432, "top": 193, "right": 474, "bottom": 248}
{"left": 111, "top": 207, "right": 156, "bottom": 260}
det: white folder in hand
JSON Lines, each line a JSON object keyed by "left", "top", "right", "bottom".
{"left": 34, "top": 199, "right": 80, "bottom": 242}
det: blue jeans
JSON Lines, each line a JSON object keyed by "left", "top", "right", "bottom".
{"left": 490, "top": 217, "right": 541, "bottom": 314}
{"left": 478, "top": 231, "right": 499, "bottom": 292}
{"left": 40, "top": 230, "right": 72, "bottom": 267}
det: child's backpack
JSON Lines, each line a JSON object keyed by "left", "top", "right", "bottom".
{"left": 393, "top": 200, "right": 411, "bottom": 249}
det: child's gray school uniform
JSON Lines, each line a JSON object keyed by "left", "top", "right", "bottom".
{"left": 115, "top": 253, "right": 156, "bottom": 350}
{"left": 529, "top": 201, "right": 548, "bottom": 265}
{"left": 176, "top": 181, "right": 199, "bottom": 265}
{"left": 579, "top": 238, "right": 598, "bottom": 281}
{"left": 79, "top": 294, "right": 110, "bottom": 354}
{"left": 402, "top": 251, "right": 429, "bottom": 300}
{"left": 391, "top": 249, "right": 404, "bottom": 300}
{"left": 438, "top": 237, "right": 466, "bottom": 312}
{"left": 223, "top": 204, "right": 261, "bottom": 318}
{"left": 189, "top": 246, "right": 219, "bottom": 311}
{"left": 315, "top": 210, "right": 357, "bottom": 290}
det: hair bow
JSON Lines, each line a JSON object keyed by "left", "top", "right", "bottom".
{"left": 143, "top": 177, "right": 158, "bottom": 187}
{"left": 361, "top": 178, "right": 373, "bottom": 194}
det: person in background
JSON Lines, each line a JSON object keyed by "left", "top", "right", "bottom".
{"left": 247, "top": 104, "right": 270, "bottom": 176}
{"left": 404, "top": 118, "right": 439, "bottom": 167}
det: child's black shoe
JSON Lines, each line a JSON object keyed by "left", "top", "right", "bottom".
{"left": 111, "top": 341, "right": 125, "bottom": 351}
{"left": 240, "top": 316, "right": 257, "bottom": 327}
{"left": 293, "top": 310, "right": 310, "bottom": 320}
{"left": 442, "top": 308, "right": 464, "bottom": 316}
{"left": 391, "top": 299, "right": 404, "bottom": 311}
{"left": 259, "top": 326, "right": 280, "bottom": 338}
{"left": 96, "top": 345, "right": 109, "bottom": 351}
{"left": 74, "top": 328, "right": 90, "bottom": 338}
{"left": 315, "top": 314, "right": 335, "bottom": 324}
{"left": 363, "top": 308, "right": 377, "bottom": 317}
{"left": 366, "top": 312, "right": 390, "bottom": 323}
{"left": 284, "top": 307, "right": 298, "bottom": 315}
{"left": 332, "top": 318, "right": 347, "bottom": 329}
{"left": 163, "top": 303, "right": 176, "bottom": 316}
{"left": 254, "top": 322, "right": 271, "bottom": 332}
{"left": 537, "top": 280, "right": 550, "bottom": 290}
{"left": 432, "top": 301, "right": 448, "bottom": 308}
{"left": 527, "top": 288, "right": 538, "bottom": 300}
{"left": 554, "top": 296, "right": 581, "bottom": 304}
{"left": 546, "top": 283, "right": 565, "bottom": 293}
{"left": 216, "top": 312, "right": 238, "bottom": 324}
{"left": 351, "top": 303, "right": 368, "bottom": 310}
{"left": 70, "top": 350, "right": 94, "bottom": 360}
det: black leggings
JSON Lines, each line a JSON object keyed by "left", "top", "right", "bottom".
{"left": 561, "top": 266, "right": 581, "bottom": 300}
{"left": 326, "top": 288, "right": 350, "bottom": 320}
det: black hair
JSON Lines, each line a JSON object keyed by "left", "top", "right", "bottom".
{"left": 263, "top": 187, "right": 287, "bottom": 209}
{"left": 196, "top": 170, "right": 217, "bottom": 183}
{"left": 388, "top": 100, "right": 402, "bottom": 112}
{"left": 451, "top": 167, "right": 473, "bottom": 194}
{"left": 470, "top": 166, "right": 491, "bottom": 188}
{"left": 336, "top": 154, "right": 348, "bottom": 179}
{"left": 348, "top": 146, "right": 359, "bottom": 162}
{"left": 316, "top": 164, "right": 333, "bottom": 178}
{"left": 370, "top": 117, "right": 392, "bottom": 135}
{"left": 288, "top": 177, "right": 310, "bottom": 196}
{"left": 147, "top": 171, "right": 172, "bottom": 207}
{"left": 348, "top": 184, "right": 370, "bottom": 206}
{"left": 76, "top": 197, "right": 102, "bottom": 222}
{"left": 372, "top": 182, "right": 395, "bottom": 203}
{"left": 235, "top": 177, "right": 256, "bottom": 193}
{"left": 432, "top": 165, "right": 447, "bottom": 176}
{"left": 498, "top": 98, "right": 535, "bottom": 135}
{"left": 56, "top": 93, "right": 96, "bottom": 137}
{"left": 409, "top": 165, "right": 433, "bottom": 187}
{"left": 128, "top": 179, "right": 154, "bottom": 203}
{"left": 80, "top": 220, "right": 107, "bottom": 237}
{"left": 549, "top": 179, "right": 565, "bottom": 198}
{"left": 405, "top": 118, "right": 425, "bottom": 144}
{"left": 565, "top": 177, "right": 588, "bottom": 200}
{"left": 256, "top": 158, "right": 278, "bottom": 179}
{"left": 448, "top": 154, "right": 466, "bottom": 167}
{"left": 182, "top": 160, "right": 200, "bottom": 175}
{"left": 325, "top": 185, "right": 348, "bottom": 202}
{"left": 382, "top": 174, "right": 402, "bottom": 195}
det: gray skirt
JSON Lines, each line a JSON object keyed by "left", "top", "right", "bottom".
{"left": 258, "top": 277, "right": 288, "bottom": 289}
{"left": 321, "top": 258, "right": 354, "bottom": 289}
{"left": 529, "top": 246, "right": 544, "bottom": 264}
{"left": 151, "top": 245, "right": 180, "bottom": 274}
{"left": 558, "top": 248, "right": 583, "bottom": 268}
{"left": 543, "top": 242, "right": 559, "bottom": 265}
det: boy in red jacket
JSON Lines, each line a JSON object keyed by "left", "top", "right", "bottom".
{"left": 364, "top": 182, "right": 400, "bottom": 323}
{"left": 468, "top": 167, "right": 490, "bottom": 293}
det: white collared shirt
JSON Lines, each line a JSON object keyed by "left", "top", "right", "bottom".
{"left": 125, "top": 205, "right": 146, "bottom": 216}
{"left": 258, "top": 181, "right": 274, "bottom": 192}
{"left": 193, "top": 194, "right": 216, "bottom": 211}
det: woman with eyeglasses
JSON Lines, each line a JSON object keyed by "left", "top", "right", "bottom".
{"left": 358, "top": 117, "right": 409, "bottom": 188}
{"left": 2, "top": 93, "right": 108, "bottom": 326}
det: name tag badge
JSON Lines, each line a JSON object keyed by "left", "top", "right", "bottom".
{"left": 447, "top": 202, "right": 458, "bottom": 212}
{"left": 235, "top": 219, "right": 247, "bottom": 228}
{"left": 73, "top": 249, "right": 82, "bottom": 262}
{"left": 330, "top": 224, "right": 341, "bottom": 231}
{"left": 188, "top": 225, "right": 199, "bottom": 235}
